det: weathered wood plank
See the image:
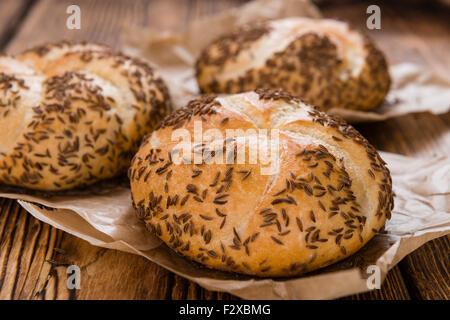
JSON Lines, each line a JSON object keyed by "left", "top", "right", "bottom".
{"left": 399, "top": 235, "right": 450, "bottom": 300}
{"left": 0, "top": 0, "right": 35, "bottom": 50}
{"left": 6, "top": 0, "right": 193, "bottom": 54}
{"left": 48, "top": 236, "right": 174, "bottom": 300}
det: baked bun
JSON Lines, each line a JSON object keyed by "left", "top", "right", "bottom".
{"left": 130, "top": 89, "right": 393, "bottom": 277}
{"left": 0, "top": 41, "right": 171, "bottom": 191}
{"left": 196, "top": 18, "right": 390, "bottom": 111}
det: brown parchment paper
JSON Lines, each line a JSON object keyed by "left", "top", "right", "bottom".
{"left": 1, "top": 151, "right": 449, "bottom": 300}
{"left": 120, "top": 0, "right": 450, "bottom": 123}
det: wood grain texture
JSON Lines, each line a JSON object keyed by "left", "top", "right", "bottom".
{"left": 0, "top": 0, "right": 448, "bottom": 300}
{"left": 0, "top": 0, "right": 35, "bottom": 50}
{"left": 0, "top": 198, "right": 65, "bottom": 299}
{"left": 6, "top": 0, "right": 194, "bottom": 54}
{"left": 342, "top": 267, "right": 411, "bottom": 300}
{"left": 321, "top": 0, "right": 450, "bottom": 301}
{"left": 399, "top": 235, "right": 450, "bottom": 300}
{"left": 321, "top": 0, "right": 450, "bottom": 80}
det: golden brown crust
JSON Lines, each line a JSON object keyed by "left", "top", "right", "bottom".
{"left": 0, "top": 41, "right": 171, "bottom": 191}
{"left": 195, "top": 21, "right": 271, "bottom": 68}
{"left": 130, "top": 89, "right": 393, "bottom": 277}
{"left": 196, "top": 18, "right": 390, "bottom": 111}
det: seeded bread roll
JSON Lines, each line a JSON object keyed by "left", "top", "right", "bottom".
{"left": 196, "top": 18, "right": 390, "bottom": 111}
{"left": 0, "top": 41, "right": 171, "bottom": 191}
{"left": 130, "top": 89, "right": 393, "bottom": 277}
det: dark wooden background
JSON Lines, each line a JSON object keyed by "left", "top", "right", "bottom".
{"left": 0, "top": 0, "right": 448, "bottom": 300}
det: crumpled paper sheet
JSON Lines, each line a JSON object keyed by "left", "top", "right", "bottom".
{"left": 1, "top": 152, "right": 449, "bottom": 300}
{"left": 120, "top": 0, "right": 450, "bottom": 123}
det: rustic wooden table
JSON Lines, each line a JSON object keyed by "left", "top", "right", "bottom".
{"left": 0, "top": 0, "right": 448, "bottom": 300}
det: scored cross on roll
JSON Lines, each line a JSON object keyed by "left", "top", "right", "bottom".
{"left": 130, "top": 89, "right": 393, "bottom": 277}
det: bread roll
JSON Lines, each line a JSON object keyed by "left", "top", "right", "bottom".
{"left": 130, "top": 89, "right": 393, "bottom": 277}
{"left": 196, "top": 18, "right": 390, "bottom": 111}
{"left": 0, "top": 41, "right": 171, "bottom": 191}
